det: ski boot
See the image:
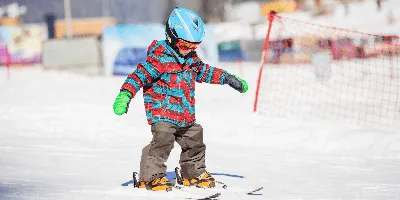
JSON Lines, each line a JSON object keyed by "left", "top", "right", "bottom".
{"left": 138, "top": 176, "right": 173, "bottom": 191}
{"left": 182, "top": 171, "right": 216, "bottom": 188}
{"left": 133, "top": 172, "right": 172, "bottom": 191}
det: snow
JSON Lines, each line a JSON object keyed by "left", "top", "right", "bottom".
{"left": 1, "top": 61, "right": 400, "bottom": 200}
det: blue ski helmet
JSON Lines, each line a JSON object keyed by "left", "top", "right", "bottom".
{"left": 166, "top": 7, "right": 205, "bottom": 44}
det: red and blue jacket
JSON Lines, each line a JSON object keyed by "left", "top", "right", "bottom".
{"left": 121, "top": 40, "right": 228, "bottom": 127}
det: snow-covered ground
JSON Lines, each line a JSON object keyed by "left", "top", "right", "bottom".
{"left": 1, "top": 62, "right": 400, "bottom": 200}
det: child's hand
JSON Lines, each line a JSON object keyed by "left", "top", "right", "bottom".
{"left": 224, "top": 73, "right": 248, "bottom": 93}
{"left": 113, "top": 91, "right": 132, "bottom": 115}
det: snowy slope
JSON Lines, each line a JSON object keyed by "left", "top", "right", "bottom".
{"left": 1, "top": 62, "right": 400, "bottom": 200}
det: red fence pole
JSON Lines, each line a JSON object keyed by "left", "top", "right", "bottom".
{"left": 253, "top": 11, "right": 276, "bottom": 112}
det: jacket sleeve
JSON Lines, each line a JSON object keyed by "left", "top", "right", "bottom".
{"left": 120, "top": 47, "right": 164, "bottom": 98}
{"left": 194, "top": 55, "right": 227, "bottom": 85}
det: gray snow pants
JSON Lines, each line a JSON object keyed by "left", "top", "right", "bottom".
{"left": 139, "top": 122, "right": 206, "bottom": 182}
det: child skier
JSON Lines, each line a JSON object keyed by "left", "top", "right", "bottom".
{"left": 113, "top": 7, "right": 248, "bottom": 191}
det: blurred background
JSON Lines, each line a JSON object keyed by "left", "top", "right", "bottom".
{"left": 0, "top": 0, "right": 397, "bottom": 77}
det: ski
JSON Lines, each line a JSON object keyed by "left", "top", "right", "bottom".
{"left": 216, "top": 181, "right": 264, "bottom": 195}
{"left": 247, "top": 186, "right": 264, "bottom": 195}
{"left": 174, "top": 186, "right": 221, "bottom": 199}
{"left": 213, "top": 181, "right": 264, "bottom": 196}
{"left": 173, "top": 180, "right": 262, "bottom": 197}
{"left": 130, "top": 169, "right": 262, "bottom": 199}
{"left": 186, "top": 192, "right": 221, "bottom": 200}
{"left": 174, "top": 167, "right": 264, "bottom": 196}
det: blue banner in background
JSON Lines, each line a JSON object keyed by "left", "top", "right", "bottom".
{"left": 102, "top": 24, "right": 219, "bottom": 76}
{"left": 217, "top": 40, "right": 245, "bottom": 61}
{"left": 102, "top": 24, "right": 165, "bottom": 76}
{"left": 112, "top": 47, "right": 147, "bottom": 76}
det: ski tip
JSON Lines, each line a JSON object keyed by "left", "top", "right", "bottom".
{"left": 247, "top": 187, "right": 264, "bottom": 195}
{"left": 196, "top": 193, "right": 221, "bottom": 200}
{"left": 185, "top": 192, "right": 221, "bottom": 200}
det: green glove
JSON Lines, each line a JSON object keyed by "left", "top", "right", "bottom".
{"left": 225, "top": 73, "right": 248, "bottom": 93}
{"left": 113, "top": 91, "right": 132, "bottom": 115}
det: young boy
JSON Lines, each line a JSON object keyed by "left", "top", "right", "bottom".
{"left": 113, "top": 7, "right": 248, "bottom": 191}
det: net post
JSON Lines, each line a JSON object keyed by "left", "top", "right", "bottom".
{"left": 253, "top": 11, "right": 277, "bottom": 112}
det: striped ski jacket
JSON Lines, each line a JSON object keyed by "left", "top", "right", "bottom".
{"left": 120, "top": 40, "right": 228, "bottom": 127}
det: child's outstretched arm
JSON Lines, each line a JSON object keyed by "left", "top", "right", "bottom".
{"left": 194, "top": 56, "right": 248, "bottom": 93}
{"left": 113, "top": 56, "right": 164, "bottom": 115}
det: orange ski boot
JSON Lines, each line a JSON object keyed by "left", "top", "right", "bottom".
{"left": 138, "top": 176, "right": 172, "bottom": 191}
{"left": 182, "top": 172, "right": 216, "bottom": 188}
